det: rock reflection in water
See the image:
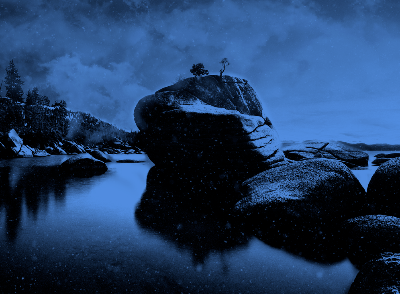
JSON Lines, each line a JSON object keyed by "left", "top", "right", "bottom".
{"left": 252, "top": 218, "right": 347, "bottom": 264}
{"left": 0, "top": 164, "right": 67, "bottom": 243}
{"left": 135, "top": 166, "right": 251, "bottom": 267}
{"left": 136, "top": 165, "right": 350, "bottom": 266}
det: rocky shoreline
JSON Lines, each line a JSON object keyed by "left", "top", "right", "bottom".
{"left": 0, "top": 128, "right": 144, "bottom": 177}
{"left": 0, "top": 128, "right": 141, "bottom": 159}
{"left": 134, "top": 75, "right": 400, "bottom": 293}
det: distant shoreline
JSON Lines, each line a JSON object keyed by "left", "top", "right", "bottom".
{"left": 281, "top": 140, "right": 400, "bottom": 151}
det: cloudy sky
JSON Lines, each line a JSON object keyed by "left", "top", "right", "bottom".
{"left": 1, "top": 0, "right": 400, "bottom": 144}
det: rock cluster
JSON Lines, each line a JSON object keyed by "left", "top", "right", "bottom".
{"left": 134, "top": 75, "right": 400, "bottom": 292}
{"left": 0, "top": 129, "right": 141, "bottom": 159}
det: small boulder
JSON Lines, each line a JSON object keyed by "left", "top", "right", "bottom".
{"left": 375, "top": 152, "right": 400, "bottom": 159}
{"left": 53, "top": 144, "right": 68, "bottom": 155}
{"left": 61, "top": 140, "right": 86, "bottom": 154}
{"left": 372, "top": 153, "right": 400, "bottom": 166}
{"left": 33, "top": 149, "right": 50, "bottom": 157}
{"left": 60, "top": 153, "right": 108, "bottom": 177}
{"left": 283, "top": 141, "right": 369, "bottom": 168}
{"left": 5, "top": 129, "right": 33, "bottom": 157}
{"left": 366, "top": 157, "right": 400, "bottom": 217}
{"left": 342, "top": 215, "right": 400, "bottom": 267}
{"left": 87, "top": 149, "right": 112, "bottom": 162}
{"left": 371, "top": 158, "right": 390, "bottom": 166}
{"left": 348, "top": 253, "right": 400, "bottom": 294}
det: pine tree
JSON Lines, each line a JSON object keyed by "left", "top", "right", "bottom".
{"left": 26, "top": 87, "right": 39, "bottom": 105}
{"left": 5, "top": 60, "right": 24, "bottom": 103}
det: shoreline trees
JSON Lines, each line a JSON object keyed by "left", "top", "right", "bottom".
{"left": 0, "top": 60, "right": 137, "bottom": 149}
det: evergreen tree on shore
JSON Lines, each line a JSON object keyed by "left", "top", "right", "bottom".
{"left": 5, "top": 60, "right": 24, "bottom": 103}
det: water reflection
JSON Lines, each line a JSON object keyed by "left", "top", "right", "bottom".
{"left": 135, "top": 166, "right": 251, "bottom": 267}
{"left": 0, "top": 164, "right": 67, "bottom": 243}
{"left": 253, "top": 218, "right": 347, "bottom": 264}
{"left": 136, "top": 166, "right": 349, "bottom": 266}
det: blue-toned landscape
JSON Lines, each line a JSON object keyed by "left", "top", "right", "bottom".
{"left": 2, "top": 0, "right": 400, "bottom": 293}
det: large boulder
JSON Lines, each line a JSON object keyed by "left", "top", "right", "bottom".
{"left": 342, "top": 215, "right": 400, "bottom": 267}
{"left": 283, "top": 141, "right": 369, "bottom": 168}
{"left": 60, "top": 153, "right": 108, "bottom": 177}
{"left": 348, "top": 253, "right": 400, "bottom": 294}
{"left": 366, "top": 157, "right": 400, "bottom": 217}
{"left": 235, "top": 158, "right": 366, "bottom": 224}
{"left": 134, "top": 75, "right": 284, "bottom": 179}
{"left": 234, "top": 159, "right": 367, "bottom": 262}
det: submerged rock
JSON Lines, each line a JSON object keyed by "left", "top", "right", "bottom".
{"left": 60, "top": 153, "right": 108, "bottom": 177}
{"left": 342, "top": 215, "right": 400, "bottom": 267}
{"left": 134, "top": 75, "right": 284, "bottom": 180}
{"left": 366, "top": 157, "right": 400, "bottom": 217}
{"left": 283, "top": 141, "right": 369, "bottom": 168}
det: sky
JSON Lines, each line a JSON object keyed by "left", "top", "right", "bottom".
{"left": 1, "top": 0, "right": 400, "bottom": 144}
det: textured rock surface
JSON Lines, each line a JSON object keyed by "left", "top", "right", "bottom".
{"left": 342, "top": 215, "right": 400, "bottom": 267}
{"left": 60, "top": 153, "right": 108, "bottom": 177}
{"left": 283, "top": 141, "right": 369, "bottom": 168}
{"left": 134, "top": 75, "right": 284, "bottom": 179}
{"left": 366, "top": 157, "right": 400, "bottom": 217}
{"left": 235, "top": 158, "right": 366, "bottom": 224}
{"left": 236, "top": 159, "right": 365, "bottom": 221}
{"left": 348, "top": 253, "right": 400, "bottom": 294}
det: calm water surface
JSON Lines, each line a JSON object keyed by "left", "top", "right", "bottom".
{"left": 0, "top": 152, "right": 389, "bottom": 293}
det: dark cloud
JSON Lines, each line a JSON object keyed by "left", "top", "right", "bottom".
{"left": 1, "top": 0, "right": 400, "bottom": 142}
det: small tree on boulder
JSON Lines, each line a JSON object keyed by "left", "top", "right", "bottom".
{"left": 219, "top": 58, "right": 229, "bottom": 78}
{"left": 190, "top": 63, "right": 209, "bottom": 77}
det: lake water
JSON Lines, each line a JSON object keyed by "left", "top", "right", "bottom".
{"left": 0, "top": 152, "right": 391, "bottom": 293}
